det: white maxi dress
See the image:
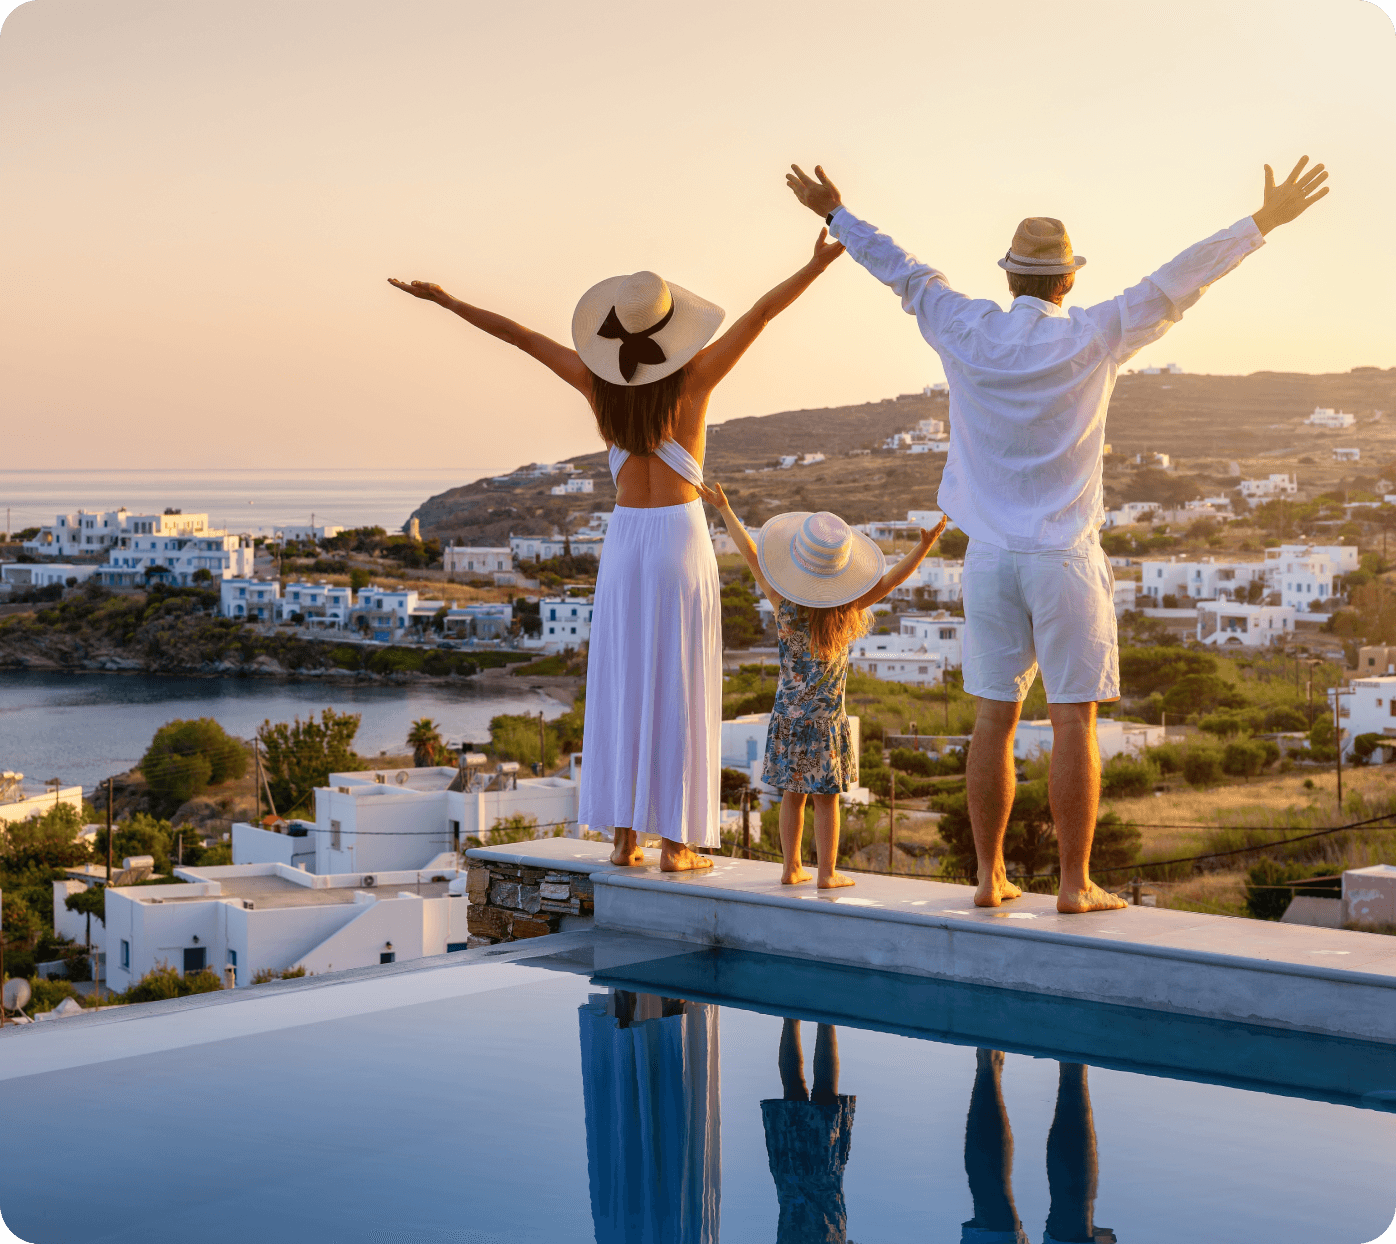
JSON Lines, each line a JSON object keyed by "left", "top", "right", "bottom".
{"left": 578, "top": 441, "right": 721, "bottom": 847}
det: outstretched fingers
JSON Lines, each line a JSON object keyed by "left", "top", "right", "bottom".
{"left": 1283, "top": 154, "right": 1311, "bottom": 185}
{"left": 813, "top": 164, "right": 841, "bottom": 200}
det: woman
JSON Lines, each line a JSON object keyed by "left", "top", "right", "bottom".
{"left": 390, "top": 228, "right": 843, "bottom": 869}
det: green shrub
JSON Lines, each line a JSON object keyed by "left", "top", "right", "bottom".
{"left": 729, "top": 689, "right": 776, "bottom": 718}
{"left": 890, "top": 748, "right": 936, "bottom": 776}
{"left": 123, "top": 963, "right": 224, "bottom": 1003}
{"left": 1221, "top": 738, "right": 1268, "bottom": 780}
{"left": 1351, "top": 733, "right": 1386, "bottom": 766}
{"left": 1263, "top": 706, "right": 1308, "bottom": 732}
{"left": 1101, "top": 755, "right": 1155, "bottom": 798}
{"left": 24, "top": 977, "right": 88, "bottom": 1013}
{"left": 1182, "top": 748, "right": 1223, "bottom": 787}
{"left": 140, "top": 718, "right": 248, "bottom": 813}
{"left": 1146, "top": 741, "right": 1185, "bottom": 774}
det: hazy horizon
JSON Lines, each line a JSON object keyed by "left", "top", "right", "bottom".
{"left": 2, "top": 0, "right": 1393, "bottom": 472}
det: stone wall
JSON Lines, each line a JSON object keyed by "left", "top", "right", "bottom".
{"left": 465, "top": 859, "right": 594, "bottom": 946}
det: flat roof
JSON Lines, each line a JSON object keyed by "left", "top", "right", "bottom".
{"left": 144, "top": 875, "right": 451, "bottom": 909}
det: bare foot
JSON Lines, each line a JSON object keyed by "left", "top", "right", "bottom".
{"left": 973, "top": 869, "right": 1023, "bottom": 908}
{"left": 818, "top": 870, "right": 856, "bottom": 889}
{"left": 782, "top": 865, "right": 813, "bottom": 885}
{"left": 609, "top": 843, "right": 645, "bottom": 866}
{"left": 1057, "top": 881, "right": 1129, "bottom": 914}
{"left": 660, "top": 843, "right": 714, "bottom": 872}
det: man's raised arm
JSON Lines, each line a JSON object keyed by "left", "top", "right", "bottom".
{"left": 785, "top": 163, "right": 969, "bottom": 351}
{"left": 1089, "top": 155, "right": 1331, "bottom": 366}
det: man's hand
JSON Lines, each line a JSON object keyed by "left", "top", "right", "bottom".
{"left": 786, "top": 164, "right": 843, "bottom": 219}
{"left": 1251, "top": 156, "right": 1329, "bottom": 236}
{"left": 919, "top": 517, "right": 949, "bottom": 550}
{"left": 388, "top": 278, "right": 450, "bottom": 304}
{"left": 808, "top": 227, "right": 845, "bottom": 272}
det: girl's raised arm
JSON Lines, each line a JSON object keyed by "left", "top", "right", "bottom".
{"left": 854, "top": 518, "right": 948, "bottom": 610}
{"left": 698, "top": 480, "right": 782, "bottom": 608}
{"left": 388, "top": 279, "right": 592, "bottom": 399}
{"left": 684, "top": 230, "right": 844, "bottom": 395}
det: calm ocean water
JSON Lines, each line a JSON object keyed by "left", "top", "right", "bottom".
{"left": 0, "top": 670, "right": 566, "bottom": 794}
{"left": 0, "top": 466, "right": 503, "bottom": 538}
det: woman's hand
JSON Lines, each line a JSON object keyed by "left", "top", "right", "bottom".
{"left": 919, "top": 517, "right": 949, "bottom": 549}
{"left": 388, "top": 278, "right": 450, "bottom": 304}
{"left": 808, "top": 227, "right": 845, "bottom": 272}
{"left": 697, "top": 479, "right": 730, "bottom": 511}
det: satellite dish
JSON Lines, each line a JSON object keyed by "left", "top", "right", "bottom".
{"left": 395, "top": 771, "right": 409, "bottom": 786}
{"left": 3, "top": 978, "right": 31, "bottom": 1013}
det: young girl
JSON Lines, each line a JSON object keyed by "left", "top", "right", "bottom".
{"left": 701, "top": 480, "right": 945, "bottom": 887}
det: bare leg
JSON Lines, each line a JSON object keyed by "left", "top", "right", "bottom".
{"left": 963, "top": 1048, "right": 1022, "bottom": 1234}
{"left": 813, "top": 793, "right": 854, "bottom": 889}
{"left": 1049, "top": 702, "right": 1126, "bottom": 914}
{"left": 1045, "top": 1062, "right": 1102, "bottom": 1244}
{"left": 779, "top": 791, "right": 813, "bottom": 885}
{"left": 967, "top": 697, "right": 1023, "bottom": 906}
{"left": 660, "top": 837, "right": 713, "bottom": 871}
{"left": 811, "top": 1023, "right": 840, "bottom": 1104}
{"left": 608, "top": 827, "right": 644, "bottom": 867}
{"left": 778, "top": 1017, "right": 809, "bottom": 1100}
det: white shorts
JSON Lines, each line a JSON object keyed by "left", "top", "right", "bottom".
{"left": 960, "top": 537, "right": 1119, "bottom": 704}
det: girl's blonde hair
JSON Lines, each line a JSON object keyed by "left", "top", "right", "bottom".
{"left": 803, "top": 601, "right": 871, "bottom": 661}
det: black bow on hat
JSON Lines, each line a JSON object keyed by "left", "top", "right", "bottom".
{"left": 596, "top": 302, "right": 675, "bottom": 383}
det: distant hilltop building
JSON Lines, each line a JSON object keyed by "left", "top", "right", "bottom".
{"left": 1239, "top": 473, "right": 1299, "bottom": 504}
{"left": 549, "top": 476, "right": 594, "bottom": 496}
{"left": 443, "top": 544, "right": 512, "bottom": 576}
{"left": 777, "top": 452, "right": 827, "bottom": 468}
{"left": 884, "top": 418, "right": 948, "bottom": 453}
{"left": 1139, "top": 363, "right": 1183, "bottom": 375}
{"left": 1305, "top": 407, "right": 1356, "bottom": 429}
{"left": 494, "top": 461, "right": 580, "bottom": 482}
{"left": 1333, "top": 447, "right": 1362, "bottom": 462}
{"left": 923, "top": 382, "right": 949, "bottom": 395}
{"left": 273, "top": 524, "right": 343, "bottom": 544}
{"left": 20, "top": 508, "right": 253, "bottom": 587}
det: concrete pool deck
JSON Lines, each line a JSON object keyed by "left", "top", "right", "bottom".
{"left": 467, "top": 839, "right": 1396, "bottom": 1044}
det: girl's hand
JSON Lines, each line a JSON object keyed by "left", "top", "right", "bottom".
{"left": 919, "top": 517, "right": 949, "bottom": 549}
{"left": 697, "top": 480, "right": 730, "bottom": 511}
{"left": 388, "top": 278, "right": 449, "bottom": 304}
{"left": 809, "top": 227, "right": 845, "bottom": 272}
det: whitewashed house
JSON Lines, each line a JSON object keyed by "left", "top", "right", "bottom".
{"left": 1304, "top": 407, "right": 1356, "bottom": 429}
{"left": 99, "top": 514, "right": 254, "bottom": 587}
{"left": 1267, "top": 549, "right": 1344, "bottom": 611}
{"left": 891, "top": 558, "right": 964, "bottom": 605}
{"left": 1015, "top": 718, "right": 1164, "bottom": 762}
{"left": 348, "top": 588, "right": 448, "bottom": 641}
{"left": 1137, "top": 557, "right": 1267, "bottom": 604}
{"left": 509, "top": 533, "right": 605, "bottom": 562}
{"left": 898, "top": 612, "right": 965, "bottom": 667}
{"left": 23, "top": 509, "right": 132, "bottom": 559}
{"left": 1328, "top": 678, "right": 1396, "bottom": 760}
{"left": 220, "top": 578, "right": 281, "bottom": 621}
{"left": 444, "top": 544, "right": 513, "bottom": 575}
{"left": 549, "top": 477, "right": 595, "bottom": 496}
{"left": 848, "top": 644, "right": 946, "bottom": 688}
{"left": 1333, "top": 447, "right": 1362, "bottom": 462}
{"left": 1138, "top": 363, "right": 1183, "bottom": 375}
{"left": 1104, "top": 501, "right": 1161, "bottom": 528}
{"left": 1196, "top": 602, "right": 1296, "bottom": 647}
{"left": 274, "top": 524, "right": 343, "bottom": 543}
{"left": 1239, "top": 474, "right": 1299, "bottom": 504}
{"left": 720, "top": 713, "right": 868, "bottom": 804}
{"left": 535, "top": 595, "right": 593, "bottom": 650}
{"left": 443, "top": 602, "right": 513, "bottom": 640}
{"left": 281, "top": 581, "right": 352, "bottom": 626}
{"left": 0, "top": 562, "right": 101, "bottom": 593}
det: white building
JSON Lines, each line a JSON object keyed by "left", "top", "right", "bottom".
{"left": 1196, "top": 601, "right": 1296, "bottom": 647}
{"left": 1132, "top": 451, "right": 1172, "bottom": 468}
{"left": 23, "top": 509, "right": 133, "bottom": 560}
{"left": 897, "top": 612, "right": 966, "bottom": 667}
{"left": 549, "top": 477, "right": 595, "bottom": 496}
{"left": 848, "top": 644, "right": 946, "bottom": 688}
{"left": 0, "top": 562, "right": 101, "bottom": 594}
{"left": 444, "top": 545, "right": 513, "bottom": 575}
{"left": 1333, "top": 447, "right": 1362, "bottom": 462}
{"left": 1329, "top": 678, "right": 1396, "bottom": 760}
{"left": 0, "top": 774, "right": 84, "bottom": 827}
{"left": 349, "top": 588, "right": 447, "bottom": 641}
{"left": 1138, "top": 363, "right": 1183, "bottom": 375}
{"left": 1104, "top": 501, "right": 1162, "bottom": 528}
{"left": 891, "top": 558, "right": 964, "bottom": 605}
{"left": 1238, "top": 474, "right": 1299, "bottom": 504}
{"left": 443, "top": 602, "right": 514, "bottom": 640}
{"left": 1015, "top": 718, "right": 1165, "bottom": 762}
{"left": 1265, "top": 543, "right": 1359, "bottom": 575}
{"left": 280, "top": 581, "right": 353, "bottom": 626}
{"left": 98, "top": 514, "right": 254, "bottom": 587}
{"left": 509, "top": 533, "right": 606, "bottom": 562}
{"left": 1267, "top": 549, "right": 1344, "bottom": 611}
{"left": 1114, "top": 579, "right": 1138, "bottom": 614}
{"left": 535, "top": 595, "right": 593, "bottom": 650}
{"left": 1304, "top": 407, "right": 1356, "bottom": 429}
{"left": 1137, "top": 557, "right": 1269, "bottom": 603}
{"left": 220, "top": 577, "right": 281, "bottom": 621}
{"left": 273, "top": 524, "right": 343, "bottom": 543}
{"left": 1344, "top": 864, "right": 1396, "bottom": 925}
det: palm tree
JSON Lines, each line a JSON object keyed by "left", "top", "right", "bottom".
{"left": 407, "top": 718, "right": 445, "bottom": 768}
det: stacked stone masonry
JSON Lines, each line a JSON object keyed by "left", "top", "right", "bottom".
{"left": 465, "top": 860, "right": 594, "bottom": 946}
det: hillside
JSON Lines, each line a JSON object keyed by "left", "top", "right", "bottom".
{"left": 410, "top": 367, "right": 1396, "bottom": 544}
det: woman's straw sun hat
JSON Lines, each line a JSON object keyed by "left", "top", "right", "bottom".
{"left": 573, "top": 271, "right": 724, "bottom": 386}
{"left": 758, "top": 511, "right": 885, "bottom": 609}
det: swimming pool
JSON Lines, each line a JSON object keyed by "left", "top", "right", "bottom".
{"left": 0, "top": 934, "right": 1392, "bottom": 1243}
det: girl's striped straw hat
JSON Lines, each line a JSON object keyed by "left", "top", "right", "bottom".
{"left": 757, "top": 511, "right": 885, "bottom": 608}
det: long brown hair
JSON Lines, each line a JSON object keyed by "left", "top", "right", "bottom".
{"left": 589, "top": 366, "right": 688, "bottom": 456}
{"left": 803, "top": 601, "right": 871, "bottom": 661}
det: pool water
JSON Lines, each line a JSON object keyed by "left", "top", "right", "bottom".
{"left": 0, "top": 942, "right": 1392, "bottom": 1244}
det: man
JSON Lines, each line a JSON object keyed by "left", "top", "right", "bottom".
{"left": 787, "top": 156, "right": 1329, "bottom": 913}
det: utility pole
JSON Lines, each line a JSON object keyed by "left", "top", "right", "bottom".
{"left": 255, "top": 740, "right": 263, "bottom": 823}
{"left": 888, "top": 770, "right": 897, "bottom": 875}
{"left": 538, "top": 712, "right": 547, "bottom": 775}
{"left": 106, "top": 777, "right": 114, "bottom": 884}
{"left": 741, "top": 787, "right": 751, "bottom": 861}
{"left": 1334, "top": 685, "right": 1354, "bottom": 808}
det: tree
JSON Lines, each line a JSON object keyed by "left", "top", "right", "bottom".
{"left": 407, "top": 718, "right": 447, "bottom": 767}
{"left": 349, "top": 568, "right": 370, "bottom": 592}
{"left": 720, "top": 576, "right": 764, "bottom": 649}
{"left": 937, "top": 528, "right": 969, "bottom": 559}
{"left": 140, "top": 718, "right": 248, "bottom": 814}
{"left": 258, "top": 709, "right": 366, "bottom": 813}
{"left": 64, "top": 885, "right": 105, "bottom": 923}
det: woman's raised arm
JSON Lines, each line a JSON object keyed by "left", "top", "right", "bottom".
{"left": 684, "top": 230, "right": 843, "bottom": 395}
{"left": 388, "top": 279, "right": 592, "bottom": 398}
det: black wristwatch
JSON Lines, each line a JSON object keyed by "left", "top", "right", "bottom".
{"left": 825, "top": 207, "right": 840, "bottom": 225}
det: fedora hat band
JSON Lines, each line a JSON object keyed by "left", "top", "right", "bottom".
{"left": 596, "top": 302, "right": 675, "bottom": 383}
{"left": 1005, "top": 249, "right": 1071, "bottom": 268}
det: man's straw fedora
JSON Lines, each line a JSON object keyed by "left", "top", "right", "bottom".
{"left": 996, "top": 217, "right": 1087, "bottom": 276}
{"left": 757, "top": 511, "right": 885, "bottom": 609}
{"left": 572, "top": 271, "right": 724, "bottom": 386}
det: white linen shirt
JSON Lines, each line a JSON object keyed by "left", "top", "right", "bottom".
{"left": 829, "top": 208, "right": 1266, "bottom": 553}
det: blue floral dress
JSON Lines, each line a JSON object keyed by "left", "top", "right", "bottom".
{"left": 764, "top": 599, "right": 857, "bottom": 794}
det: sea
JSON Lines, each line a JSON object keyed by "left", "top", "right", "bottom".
{"left": 0, "top": 465, "right": 500, "bottom": 538}
{"left": 0, "top": 467, "right": 566, "bottom": 796}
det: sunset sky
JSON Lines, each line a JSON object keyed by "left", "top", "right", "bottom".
{"left": 1, "top": 0, "right": 1393, "bottom": 472}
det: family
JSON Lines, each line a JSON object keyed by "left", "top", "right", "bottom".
{"left": 392, "top": 154, "right": 1328, "bottom": 914}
